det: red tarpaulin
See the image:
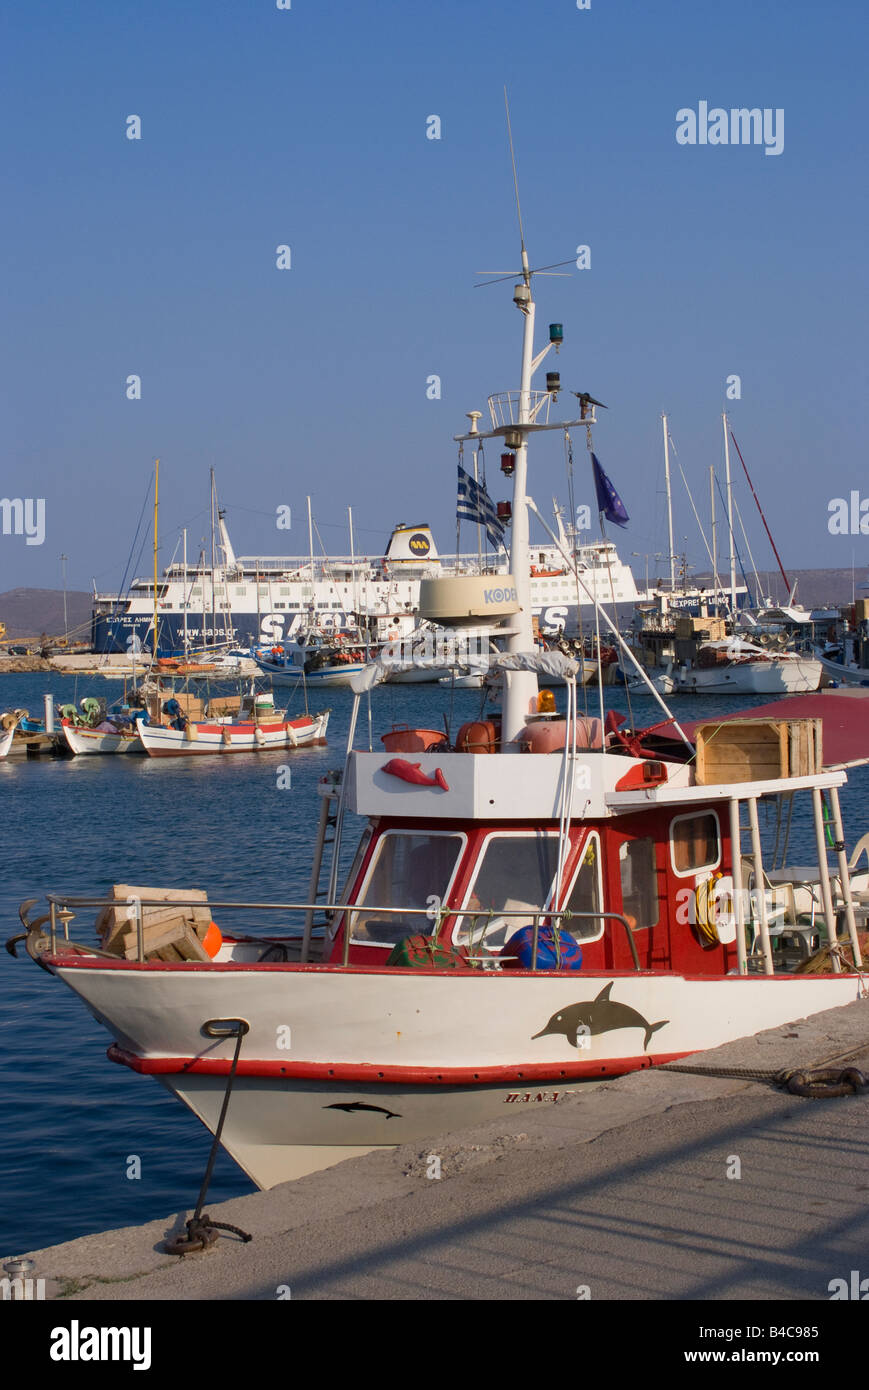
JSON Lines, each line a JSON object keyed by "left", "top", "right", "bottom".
{"left": 656, "top": 689, "right": 869, "bottom": 770}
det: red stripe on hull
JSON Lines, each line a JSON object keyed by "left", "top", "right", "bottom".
{"left": 47, "top": 954, "right": 857, "bottom": 984}
{"left": 107, "top": 1042, "right": 691, "bottom": 1084}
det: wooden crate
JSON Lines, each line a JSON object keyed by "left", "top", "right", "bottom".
{"left": 117, "top": 919, "right": 212, "bottom": 963}
{"left": 207, "top": 695, "right": 242, "bottom": 717}
{"left": 97, "top": 884, "right": 211, "bottom": 954}
{"left": 695, "top": 718, "right": 823, "bottom": 786}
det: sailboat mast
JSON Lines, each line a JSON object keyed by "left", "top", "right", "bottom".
{"left": 348, "top": 507, "right": 359, "bottom": 618}
{"left": 307, "top": 496, "right": 315, "bottom": 622}
{"left": 722, "top": 412, "right": 737, "bottom": 616}
{"left": 661, "top": 414, "right": 675, "bottom": 591}
{"left": 152, "top": 458, "right": 159, "bottom": 659}
{"left": 709, "top": 465, "right": 719, "bottom": 613}
{"left": 209, "top": 469, "right": 216, "bottom": 651}
{"left": 182, "top": 527, "right": 188, "bottom": 656}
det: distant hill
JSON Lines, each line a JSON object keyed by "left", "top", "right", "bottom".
{"left": 0, "top": 588, "right": 93, "bottom": 642}
{"left": 685, "top": 569, "right": 864, "bottom": 610}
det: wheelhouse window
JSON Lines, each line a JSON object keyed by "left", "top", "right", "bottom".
{"left": 562, "top": 833, "right": 604, "bottom": 940}
{"left": 327, "top": 827, "right": 373, "bottom": 940}
{"left": 619, "top": 838, "right": 659, "bottom": 931}
{"left": 349, "top": 831, "right": 465, "bottom": 946}
{"left": 453, "top": 832, "right": 560, "bottom": 951}
{"left": 670, "top": 811, "right": 720, "bottom": 877}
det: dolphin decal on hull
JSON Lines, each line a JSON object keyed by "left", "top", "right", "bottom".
{"left": 324, "top": 1102, "right": 402, "bottom": 1119}
{"left": 532, "top": 982, "right": 668, "bottom": 1052}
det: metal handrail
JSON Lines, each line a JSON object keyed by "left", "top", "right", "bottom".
{"left": 43, "top": 894, "right": 642, "bottom": 971}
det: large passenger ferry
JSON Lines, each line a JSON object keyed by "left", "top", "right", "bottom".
{"left": 91, "top": 509, "right": 641, "bottom": 656}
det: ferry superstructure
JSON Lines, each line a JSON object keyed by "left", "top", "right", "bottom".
{"left": 91, "top": 513, "right": 642, "bottom": 655}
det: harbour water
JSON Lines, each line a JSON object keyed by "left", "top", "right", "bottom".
{"left": 1, "top": 671, "right": 864, "bottom": 1257}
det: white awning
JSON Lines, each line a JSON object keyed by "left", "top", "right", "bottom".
{"left": 349, "top": 647, "right": 578, "bottom": 694}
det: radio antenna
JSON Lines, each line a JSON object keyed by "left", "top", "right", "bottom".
{"left": 504, "top": 87, "right": 529, "bottom": 280}
{"left": 474, "top": 93, "right": 573, "bottom": 287}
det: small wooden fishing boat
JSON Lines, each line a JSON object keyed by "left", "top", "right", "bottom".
{"left": 61, "top": 720, "right": 144, "bottom": 756}
{"left": 135, "top": 687, "right": 329, "bottom": 757}
{"left": 0, "top": 717, "right": 18, "bottom": 760}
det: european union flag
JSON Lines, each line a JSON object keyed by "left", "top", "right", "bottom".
{"left": 591, "top": 453, "right": 629, "bottom": 528}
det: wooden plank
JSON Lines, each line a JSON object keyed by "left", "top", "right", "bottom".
{"left": 174, "top": 924, "right": 212, "bottom": 962}
{"left": 121, "top": 920, "right": 188, "bottom": 961}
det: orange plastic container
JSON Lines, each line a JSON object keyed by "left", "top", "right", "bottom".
{"left": 380, "top": 725, "right": 447, "bottom": 753}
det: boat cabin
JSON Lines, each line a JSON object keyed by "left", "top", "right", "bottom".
{"left": 318, "top": 707, "right": 865, "bottom": 979}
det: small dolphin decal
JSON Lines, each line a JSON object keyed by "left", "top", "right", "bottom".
{"left": 324, "top": 1101, "right": 402, "bottom": 1119}
{"left": 532, "top": 982, "right": 668, "bottom": 1052}
{"left": 381, "top": 758, "right": 449, "bottom": 791}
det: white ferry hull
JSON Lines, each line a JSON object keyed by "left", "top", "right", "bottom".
{"left": 50, "top": 959, "right": 863, "bottom": 1188}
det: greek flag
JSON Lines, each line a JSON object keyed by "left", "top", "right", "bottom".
{"left": 457, "top": 464, "right": 505, "bottom": 549}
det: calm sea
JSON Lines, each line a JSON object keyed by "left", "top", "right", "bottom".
{"left": 1, "top": 671, "right": 864, "bottom": 1256}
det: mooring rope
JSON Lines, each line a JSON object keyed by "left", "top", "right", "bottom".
{"left": 663, "top": 1039, "right": 869, "bottom": 1098}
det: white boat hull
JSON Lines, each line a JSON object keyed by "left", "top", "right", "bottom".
{"left": 674, "top": 658, "right": 822, "bottom": 695}
{"left": 386, "top": 667, "right": 451, "bottom": 684}
{"left": 50, "top": 957, "right": 863, "bottom": 1188}
{"left": 61, "top": 722, "right": 144, "bottom": 755}
{"left": 0, "top": 723, "right": 15, "bottom": 760}
{"left": 257, "top": 661, "right": 366, "bottom": 688}
{"left": 816, "top": 653, "right": 869, "bottom": 687}
{"left": 438, "top": 672, "right": 485, "bottom": 688}
{"left": 135, "top": 712, "right": 329, "bottom": 757}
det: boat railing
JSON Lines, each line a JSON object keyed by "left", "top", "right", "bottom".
{"left": 488, "top": 390, "right": 594, "bottom": 430}
{"left": 42, "top": 895, "right": 640, "bottom": 972}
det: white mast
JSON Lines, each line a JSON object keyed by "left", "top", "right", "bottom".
{"left": 458, "top": 95, "right": 584, "bottom": 746}
{"left": 306, "top": 495, "right": 315, "bottom": 622}
{"left": 709, "top": 466, "right": 719, "bottom": 614}
{"left": 467, "top": 411, "right": 483, "bottom": 569}
{"left": 208, "top": 469, "right": 216, "bottom": 651}
{"left": 723, "top": 411, "right": 737, "bottom": 616}
{"left": 182, "top": 527, "right": 188, "bottom": 656}
{"left": 661, "top": 414, "right": 676, "bottom": 591}
{"left": 348, "top": 506, "right": 359, "bottom": 618}
{"left": 500, "top": 243, "right": 540, "bottom": 748}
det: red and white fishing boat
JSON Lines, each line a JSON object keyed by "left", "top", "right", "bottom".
{"left": 135, "top": 714, "right": 328, "bottom": 757}
{"left": 135, "top": 698, "right": 329, "bottom": 757}
{"left": 10, "top": 217, "right": 869, "bottom": 1193}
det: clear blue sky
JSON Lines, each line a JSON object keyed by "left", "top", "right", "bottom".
{"left": 2, "top": 0, "right": 867, "bottom": 595}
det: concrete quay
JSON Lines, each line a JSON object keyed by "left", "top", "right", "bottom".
{"left": 5, "top": 998, "right": 868, "bottom": 1302}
